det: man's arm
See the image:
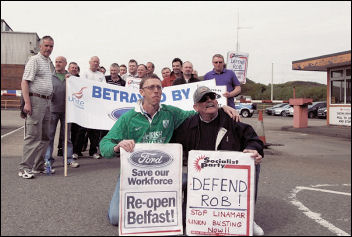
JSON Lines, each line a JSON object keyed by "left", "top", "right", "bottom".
{"left": 21, "top": 57, "right": 39, "bottom": 116}
{"left": 99, "top": 116, "right": 129, "bottom": 158}
{"left": 237, "top": 122, "right": 264, "bottom": 158}
{"left": 21, "top": 80, "right": 32, "bottom": 115}
{"left": 223, "top": 85, "right": 241, "bottom": 98}
{"left": 222, "top": 105, "right": 240, "bottom": 122}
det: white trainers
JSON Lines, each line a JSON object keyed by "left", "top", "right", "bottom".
{"left": 253, "top": 222, "right": 264, "bottom": 236}
{"left": 72, "top": 153, "right": 79, "bottom": 159}
{"left": 68, "top": 161, "right": 80, "bottom": 168}
{"left": 18, "top": 169, "right": 34, "bottom": 179}
{"left": 92, "top": 153, "right": 101, "bottom": 159}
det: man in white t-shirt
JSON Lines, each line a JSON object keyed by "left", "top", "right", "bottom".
{"left": 81, "top": 56, "right": 106, "bottom": 83}
{"left": 80, "top": 56, "right": 106, "bottom": 159}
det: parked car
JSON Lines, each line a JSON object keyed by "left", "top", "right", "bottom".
{"left": 234, "top": 102, "right": 255, "bottom": 118}
{"left": 265, "top": 103, "right": 288, "bottom": 115}
{"left": 282, "top": 105, "right": 294, "bottom": 117}
{"left": 308, "top": 101, "right": 327, "bottom": 118}
{"left": 288, "top": 106, "right": 294, "bottom": 116}
{"left": 317, "top": 106, "right": 327, "bottom": 119}
{"left": 273, "top": 104, "right": 292, "bottom": 116}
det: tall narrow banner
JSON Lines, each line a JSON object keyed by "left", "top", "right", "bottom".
{"left": 226, "top": 51, "right": 249, "bottom": 84}
{"left": 186, "top": 150, "right": 255, "bottom": 236}
{"left": 119, "top": 143, "right": 183, "bottom": 236}
{"left": 66, "top": 77, "right": 221, "bottom": 130}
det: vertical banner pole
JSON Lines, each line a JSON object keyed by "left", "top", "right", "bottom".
{"left": 64, "top": 77, "right": 68, "bottom": 177}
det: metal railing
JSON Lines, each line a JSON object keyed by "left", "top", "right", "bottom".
{"left": 1, "top": 99, "right": 21, "bottom": 109}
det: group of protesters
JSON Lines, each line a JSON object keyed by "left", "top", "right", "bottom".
{"left": 18, "top": 35, "right": 264, "bottom": 235}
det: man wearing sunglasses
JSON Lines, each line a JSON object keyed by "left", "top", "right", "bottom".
{"left": 99, "top": 74, "right": 240, "bottom": 227}
{"left": 204, "top": 54, "right": 241, "bottom": 109}
{"left": 171, "top": 86, "right": 265, "bottom": 236}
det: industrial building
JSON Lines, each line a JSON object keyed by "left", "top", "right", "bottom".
{"left": 292, "top": 51, "right": 351, "bottom": 126}
{"left": 1, "top": 19, "right": 53, "bottom": 108}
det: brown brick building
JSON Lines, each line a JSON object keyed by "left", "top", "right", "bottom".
{"left": 1, "top": 19, "right": 41, "bottom": 108}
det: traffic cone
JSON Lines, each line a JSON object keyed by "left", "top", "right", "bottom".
{"left": 257, "top": 110, "right": 267, "bottom": 146}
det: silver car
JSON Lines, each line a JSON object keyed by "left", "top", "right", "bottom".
{"left": 265, "top": 103, "right": 288, "bottom": 115}
{"left": 273, "top": 104, "right": 293, "bottom": 116}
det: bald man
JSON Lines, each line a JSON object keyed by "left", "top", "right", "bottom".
{"left": 81, "top": 56, "right": 106, "bottom": 83}
{"left": 44, "top": 56, "right": 80, "bottom": 172}
{"left": 172, "top": 61, "right": 200, "bottom": 85}
{"left": 80, "top": 56, "right": 106, "bottom": 159}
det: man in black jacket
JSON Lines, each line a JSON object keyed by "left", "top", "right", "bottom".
{"left": 172, "top": 61, "right": 199, "bottom": 85}
{"left": 171, "top": 86, "right": 264, "bottom": 236}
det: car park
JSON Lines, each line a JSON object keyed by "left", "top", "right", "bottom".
{"left": 317, "top": 106, "right": 327, "bottom": 119}
{"left": 273, "top": 104, "right": 293, "bottom": 116}
{"left": 308, "top": 101, "right": 327, "bottom": 118}
{"left": 265, "top": 103, "right": 288, "bottom": 115}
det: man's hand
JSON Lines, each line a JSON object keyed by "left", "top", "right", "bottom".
{"left": 243, "top": 149, "right": 262, "bottom": 165}
{"left": 114, "top": 140, "right": 135, "bottom": 153}
{"left": 222, "top": 105, "right": 240, "bottom": 122}
{"left": 222, "top": 91, "right": 231, "bottom": 98}
{"left": 23, "top": 102, "right": 32, "bottom": 116}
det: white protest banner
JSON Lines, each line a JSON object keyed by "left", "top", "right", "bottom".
{"left": 162, "top": 79, "right": 217, "bottom": 109}
{"left": 210, "top": 86, "right": 227, "bottom": 108}
{"left": 186, "top": 150, "right": 255, "bottom": 236}
{"left": 66, "top": 77, "right": 221, "bottom": 130}
{"left": 119, "top": 143, "right": 183, "bottom": 236}
{"left": 226, "top": 51, "right": 249, "bottom": 84}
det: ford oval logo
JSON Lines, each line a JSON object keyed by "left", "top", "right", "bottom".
{"left": 110, "top": 107, "right": 133, "bottom": 120}
{"left": 129, "top": 150, "right": 173, "bottom": 168}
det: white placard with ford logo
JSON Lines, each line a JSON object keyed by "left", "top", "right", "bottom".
{"left": 186, "top": 150, "right": 255, "bottom": 236}
{"left": 119, "top": 143, "right": 183, "bottom": 236}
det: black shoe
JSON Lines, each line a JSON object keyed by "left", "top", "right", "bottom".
{"left": 57, "top": 148, "right": 63, "bottom": 157}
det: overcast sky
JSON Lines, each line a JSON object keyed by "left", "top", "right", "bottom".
{"left": 1, "top": 1, "right": 351, "bottom": 85}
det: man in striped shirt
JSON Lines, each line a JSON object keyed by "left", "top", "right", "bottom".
{"left": 19, "top": 36, "right": 54, "bottom": 179}
{"left": 105, "top": 63, "right": 125, "bottom": 86}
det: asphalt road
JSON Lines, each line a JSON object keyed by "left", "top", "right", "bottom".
{"left": 1, "top": 109, "right": 351, "bottom": 236}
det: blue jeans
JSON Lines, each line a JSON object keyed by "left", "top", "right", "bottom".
{"left": 107, "top": 172, "right": 188, "bottom": 226}
{"left": 44, "top": 112, "right": 74, "bottom": 164}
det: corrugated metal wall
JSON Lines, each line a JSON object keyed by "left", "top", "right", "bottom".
{"left": 1, "top": 32, "right": 40, "bottom": 65}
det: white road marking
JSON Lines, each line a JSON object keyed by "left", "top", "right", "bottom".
{"left": 1, "top": 126, "right": 24, "bottom": 140}
{"left": 296, "top": 186, "right": 351, "bottom": 196}
{"left": 289, "top": 184, "right": 351, "bottom": 236}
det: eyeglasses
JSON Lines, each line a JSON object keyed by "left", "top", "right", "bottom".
{"left": 213, "top": 61, "right": 223, "bottom": 64}
{"left": 142, "top": 85, "right": 162, "bottom": 91}
{"left": 199, "top": 93, "right": 216, "bottom": 103}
